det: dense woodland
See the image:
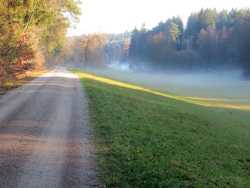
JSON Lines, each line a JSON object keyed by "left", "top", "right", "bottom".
{"left": 0, "top": 0, "right": 80, "bottom": 86}
{"left": 129, "top": 9, "right": 250, "bottom": 76}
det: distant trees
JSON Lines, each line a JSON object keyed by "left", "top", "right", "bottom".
{"left": 186, "top": 9, "right": 217, "bottom": 48}
{"left": 64, "top": 33, "right": 131, "bottom": 68}
{"left": 0, "top": 0, "right": 81, "bottom": 85}
{"left": 128, "top": 9, "right": 250, "bottom": 75}
{"left": 63, "top": 34, "right": 108, "bottom": 67}
{"left": 83, "top": 34, "right": 108, "bottom": 67}
{"left": 232, "top": 12, "right": 250, "bottom": 76}
{"left": 105, "top": 33, "right": 131, "bottom": 64}
{"left": 56, "top": 8, "right": 250, "bottom": 77}
{"left": 129, "top": 17, "right": 186, "bottom": 69}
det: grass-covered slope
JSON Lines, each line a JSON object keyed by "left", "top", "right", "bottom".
{"left": 76, "top": 71, "right": 250, "bottom": 188}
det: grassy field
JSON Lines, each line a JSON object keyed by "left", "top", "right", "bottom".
{"left": 83, "top": 67, "right": 250, "bottom": 108}
{"left": 75, "top": 70, "right": 250, "bottom": 188}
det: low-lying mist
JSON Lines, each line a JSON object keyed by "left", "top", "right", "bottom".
{"left": 78, "top": 62, "right": 250, "bottom": 104}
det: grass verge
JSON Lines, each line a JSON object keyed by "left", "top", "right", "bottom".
{"left": 75, "top": 70, "right": 250, "bottom": 188}
{"left": 0, "top": 70, "right": 46, "bottom": 94}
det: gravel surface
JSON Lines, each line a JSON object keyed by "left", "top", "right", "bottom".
{"left": 0, "top": 67, "right": 98, "bottom": 188}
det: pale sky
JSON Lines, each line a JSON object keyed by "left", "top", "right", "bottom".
{"left": 68, "top": 0, "right": 250, "bottom": 36}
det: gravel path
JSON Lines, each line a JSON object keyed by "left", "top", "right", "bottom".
{"left": 0, "top": 67, "right": 98, "bottom": 188}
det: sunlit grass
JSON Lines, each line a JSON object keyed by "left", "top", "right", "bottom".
{"left": 76, "top": 71, "right": 250, "bottom": 110}
{"left": 75, "top": 69, "right": 250, "bottom": 188}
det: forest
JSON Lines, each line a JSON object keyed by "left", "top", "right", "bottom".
{"left": 129, "top": 9, "right": 250, "bottom": 76}
{"left": 65, "top": 8, "right": 250, "bottom": 78}
{"left": 0, "top": 0, "right": 81, "bottom": 86}
{"left": 2, "top": 6, "right": 250, "bottom": 84}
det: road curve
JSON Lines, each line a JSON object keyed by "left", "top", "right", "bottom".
{"left": 0, "top": 67, "right": 98, "bottom": 188}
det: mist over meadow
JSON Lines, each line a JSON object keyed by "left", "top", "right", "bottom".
{"left": 62, "top": 8, "right": 250, "bottom": 104}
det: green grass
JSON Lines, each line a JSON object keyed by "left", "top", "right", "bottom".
{"left": 76, "top": 71, "right": 250, "bottom": 188}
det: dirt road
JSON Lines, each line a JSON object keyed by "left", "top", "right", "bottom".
{"left": 0, "top": 68, "right": 98, "bottom": 188}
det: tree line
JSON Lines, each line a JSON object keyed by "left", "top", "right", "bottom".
{"left": 63, "top": 33, "right": 130, "bottom": 67}
{"left": 0, "top": 0, "right": 81, "bottom": 85}
{"left": 62, "top": 34, "right": 108, "bottom": 67}
{"left": 129, "top": 9, "right": 250, "bottom": 76}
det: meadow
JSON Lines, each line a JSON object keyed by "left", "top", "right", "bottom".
{"left": 75, "top": 70, "right": 250, "bottom": 188}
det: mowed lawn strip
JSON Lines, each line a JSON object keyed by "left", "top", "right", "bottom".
{"left": 76, "top": 71, "right": 250, "bottom": 188}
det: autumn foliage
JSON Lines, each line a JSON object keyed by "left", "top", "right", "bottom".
{"left": 0, "top": 0, "right": 80, "bottom": 86}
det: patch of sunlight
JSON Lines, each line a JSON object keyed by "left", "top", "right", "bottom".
{"left": 77, "top": 72, "right": 250, "bottom": 111}
{"left": 41, "top": 72, "right": 78, "bottom": 79}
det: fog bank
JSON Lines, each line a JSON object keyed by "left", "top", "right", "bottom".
{"left": 83, "top": 66, "right": 250, "bottom": 104}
